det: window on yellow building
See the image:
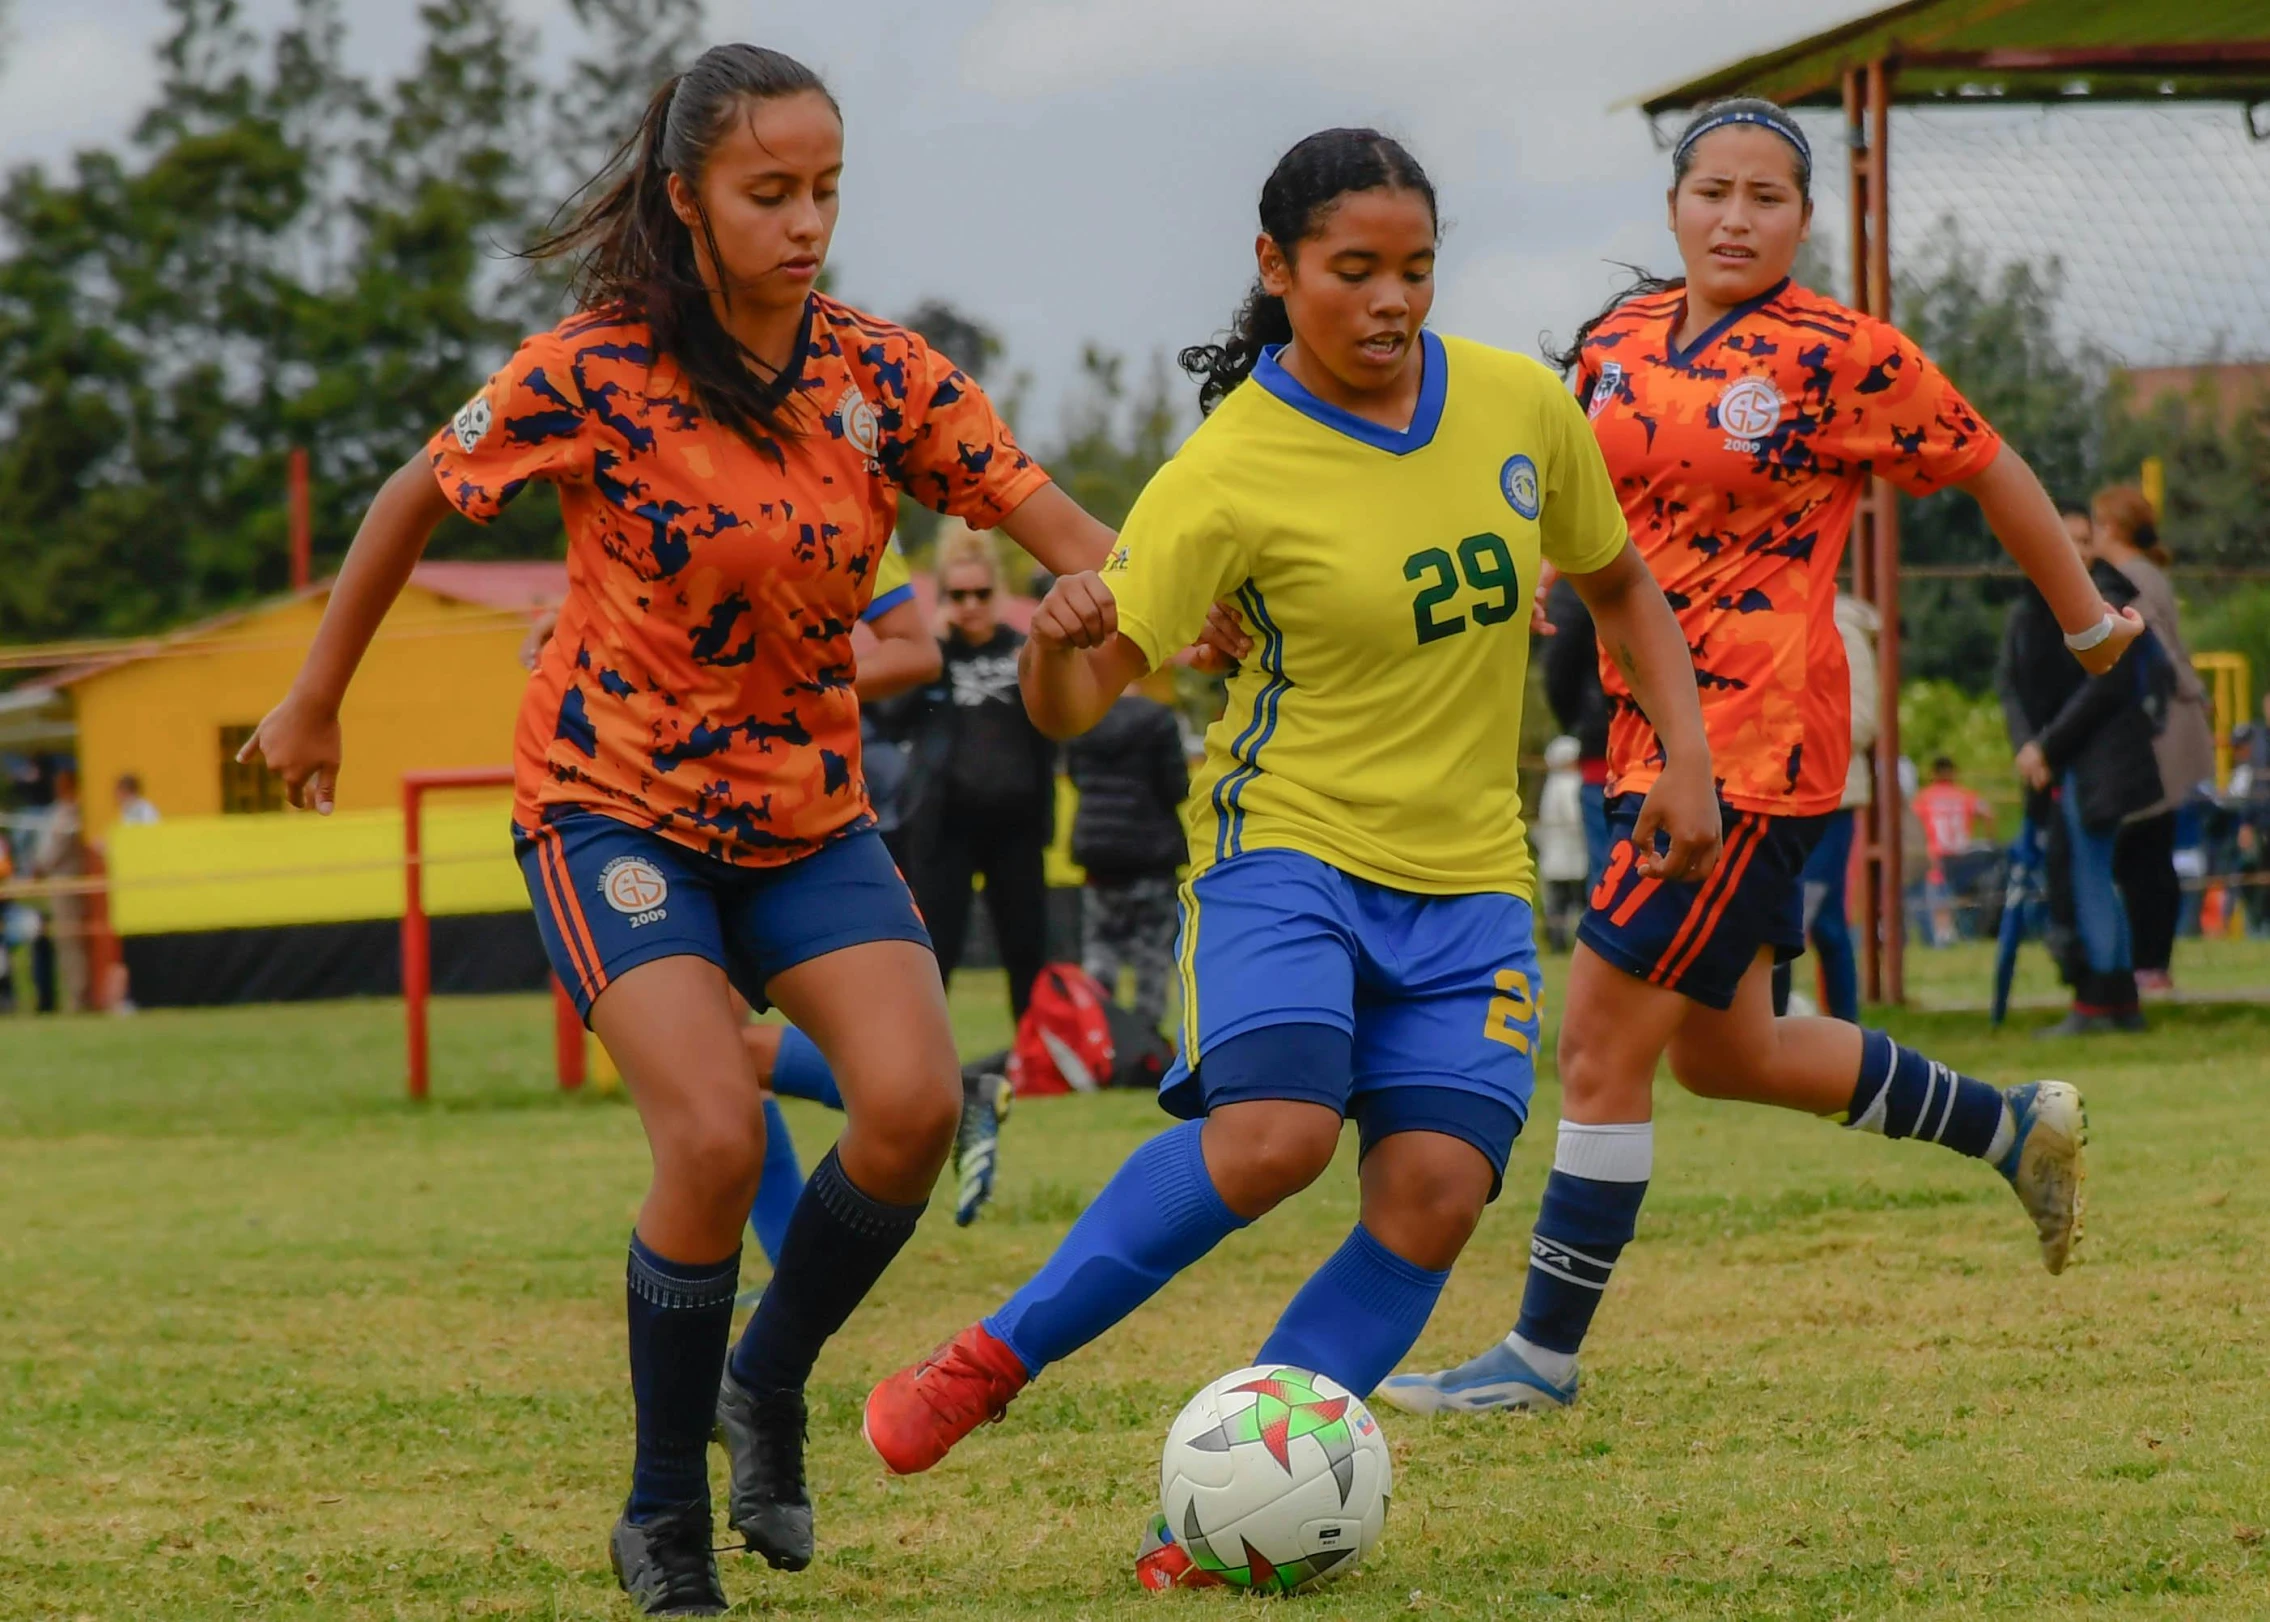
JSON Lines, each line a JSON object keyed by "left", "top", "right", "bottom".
{"left": 218, "top": 725, "right": 286, "bottom": 814}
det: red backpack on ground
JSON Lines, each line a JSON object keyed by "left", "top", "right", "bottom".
{"left": 1005, "top": 963, "right": 1176, "bottom": 1098}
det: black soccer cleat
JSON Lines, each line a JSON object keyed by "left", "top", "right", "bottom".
{"left": 608, "top": 1501, "right": 728, "bottom": 1616}
{"left": 715, "top": 1371, "right": 814, "bottom": 1570}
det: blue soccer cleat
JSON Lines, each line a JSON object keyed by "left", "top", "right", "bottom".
{"left": 1995, "top": 1080, "right": 2088, "bottom": 1275}
{"left": 1372, "top": 1339, "right": 1578, "bottom": 1416}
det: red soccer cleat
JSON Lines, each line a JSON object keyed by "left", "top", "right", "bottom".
{"left": 863, "top": 1323, "right": 1031, "bottom": 1475}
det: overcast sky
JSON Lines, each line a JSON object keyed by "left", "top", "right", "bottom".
{"left": 19, "top": 1, "right": 2259, "bottom": 439}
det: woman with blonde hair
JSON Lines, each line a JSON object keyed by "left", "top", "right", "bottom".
{"left": 2093, "top": 484, "right": 2216, "bottom": 992}
{"left": 912, "top": 521, "right": 1061, "bottom": 1019}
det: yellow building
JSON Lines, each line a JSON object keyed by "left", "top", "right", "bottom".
{"left": 29, "top": 563, "right": 564, "bottom": 1007}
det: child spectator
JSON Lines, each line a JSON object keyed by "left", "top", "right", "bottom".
{"left": 1912, "top": 756, "right": 1991, "bottom": 945}
{"left": 1066, "top": 666, "right": 1189, "bottom": 1030}
{"left": 1535, "top": 735, "right": 1589, "bottom": 952}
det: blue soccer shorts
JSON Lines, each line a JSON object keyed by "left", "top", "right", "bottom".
{"left": 1158, "top": 848, "right": 1540, "bottom": 1195}
{"left": 1576, "top": 794, "right": 1831, "bottom": 1011}
{"left": 514, "top": 809, "right": 931, "bottom": 1021}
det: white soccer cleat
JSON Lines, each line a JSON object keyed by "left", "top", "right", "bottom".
{"left": 1995, "top": 1080, "right": 2088, "bottom": 1275}
{"left": 1372, "top": 1339, "right": 1577, "bottom": 1416}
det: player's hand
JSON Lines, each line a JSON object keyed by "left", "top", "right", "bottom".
{"left": 2070, "top": 605, "right": 2146, "bottom": 677}
{"left": 1632, "top": 757, "right": 1721, "bottom": 883}
{"left": 519, "top": 605, "right": 560, "bottom": 671}
{"left": 238, "top": 692, "right": 342, "bottom": 815}
{"left": 2015, "top": 740, "right": 2051, "bottom": 792}
{"left": 1530, "top": 562, "right": 1558, "bottom": 636}
{"left": 1186, "top": 600, "right": 1253, "bottom": 674}
{"left": 1030, "top": 570, "right": 1119, "bottom": 651}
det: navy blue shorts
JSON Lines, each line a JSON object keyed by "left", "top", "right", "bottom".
{"left": 514, "top": 810, "right": 931, "bottom": 1021}
{"left": 1576, "top": 795, "right": 1831, "bottom": 1011}
{"left": 1157, "top": 849, "right": 1539, "bottom": 1195}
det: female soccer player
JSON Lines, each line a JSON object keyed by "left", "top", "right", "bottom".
{"left": 1377, "top": 97, "right": 2143, "bottom": 1419}
{"left": 860, "top": 128, "right": 1719, "bottom": 1499}
{"left": 239, "top": 45, "right": 1122, "bottom": 1616}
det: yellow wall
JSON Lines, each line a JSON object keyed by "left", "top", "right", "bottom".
{"left": 73, "top": 586, "right": 535, "bottom": 841}
{"left": 107, "top": 793, "right": 525, "bottom": 935}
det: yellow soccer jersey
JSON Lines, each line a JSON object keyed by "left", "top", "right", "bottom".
{"left": 1106, "top": 331, "right": 1628, "bottom": 897}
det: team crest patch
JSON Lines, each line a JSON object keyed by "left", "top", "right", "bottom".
{"left": 1715, "top": 376, "right": 1784, "bottom": 442}
{"left": 598, "top": 856, "right": 669, "bottom": 918}
{"left": 451, "top": 391, "right": 492, "bottom": 453}
{"left": 834, "top": 382, "right": 880, "bottom": 460}
{"left": 1500, "top": 454, "right": 1541, "bottom": 521}
{"left": 1587, "top": 361, "right": 1624, "bottom": 420}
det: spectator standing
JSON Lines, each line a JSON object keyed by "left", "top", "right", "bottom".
{"left": 114, "top": 774, "right": 161, "bottom": 826}
{"left": 2092, "top": 485, "right": 2216, "bottom": 993}
{"left": 910, "top": 526, "right": 1057, "bottom": 1018}
{"left": 1780, "top": 593, "right": 1877, "bottom": 1019}
{"left": 26, "top": 764, "right": 86, "bottom": 1015}
{"left": 1533, "top": 735, "right": 1589, "bottom": 952}
{"left": 2236, "top": 693, "right": 2270, "bottom": 936}
{"left": 1998, "top": 509, "right": 2160, "bottom": 1035}
{"left": 1912, "top": 757, "right": 1992, "bottom": 946}
{"left": 1540, "top": 572, "right": 1613, "bottom": 888}
{"left": 1065, "top": 665, "right": 1189, "bottom": 1030}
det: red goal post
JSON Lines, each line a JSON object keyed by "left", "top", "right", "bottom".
{"left": 402, "top": 768, "right": 584, "bottom": 1101}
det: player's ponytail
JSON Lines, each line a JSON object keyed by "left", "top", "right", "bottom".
{"left": 1544, "top": 97, "right": 1811, "bottom": 377}
{"left": 523, "top": 45, "right": 841, "bottom": 457}
{"left": 1179, "top": 128, "right": 1437, "bottom": 416}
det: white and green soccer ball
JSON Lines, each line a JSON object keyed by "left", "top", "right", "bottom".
{"left": 1158, "top": 1364, "right": 1392, "bottom": 1593}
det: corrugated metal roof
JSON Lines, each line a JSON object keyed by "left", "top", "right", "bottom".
{"left": 1637, "top": 0, "right": 2270, "bottom": 114}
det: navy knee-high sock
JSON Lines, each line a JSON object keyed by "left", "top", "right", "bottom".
{"left": 747, "top": 1099, "right": 803, "bottom": 1266}
{"left": 767, "top": 1027, "right": 843, "bottom": 1111}
{"left": 1844, "top": 1029, "right": 2014, "bottom": 1161}
{"left": 730, "top": 1147, "right": 924, "bottom": 1393}
{"left": 1509, "top": 1121, "right": 1652, "bottom": 1375}
{"left": 986, "top": 1120, "right": 1248, "bottom": 1376}
{"left": 624, "top": 1233, "right": 740, "bottom": 1521}
{"left": 1257, "top": 1224, "right": 1449, "bottom": 1397}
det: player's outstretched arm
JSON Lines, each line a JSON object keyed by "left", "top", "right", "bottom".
{"left": 237, "top": 451, "right": 456, "bottom": 814}
{"left": 1565, "top": 542, "right": 1722, "bottom": 884}
{"left": 855, "top": 597, "right": 945, "bottom": 704}
{"left": 1019, "top": 571, "right": 1147, "bottom": 741}
{"left": 1960, "top": 445, "right": 2142, "bottom": 676}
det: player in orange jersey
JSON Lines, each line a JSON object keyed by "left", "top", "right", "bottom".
{"left": 238, "top": 45, "right": 1131, "bottom": 1615}
{"left": 1379, "top": 97, "right": 2144, "bottom": 1420}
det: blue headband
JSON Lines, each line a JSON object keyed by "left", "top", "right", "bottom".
{"left": 1674, "top": 108, "right": 1811, "bottom": 169}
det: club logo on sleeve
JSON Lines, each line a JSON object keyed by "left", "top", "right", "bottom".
{"left": 451, "top": 390, "right": 493, "bottom": 453}
{"left": 834, "top": 382, "right": 881, "bottom": 461}
{"left": 1500, "top": 454, "right": 1541, "bottom": 521}
{"left": 1587, "top": 361, "right": 1624, "bottom": 420}
{"left": 598, "top": 856, "right": 669, "bottom": 927}
{"left": 1715, "top": 376, "right": 1784, "bottom": 450}
{"left": 1103, "top": 544, "right": 1131, "bottom": 574}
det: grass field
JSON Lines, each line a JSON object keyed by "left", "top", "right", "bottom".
{"left": 4, "top": 961, "right": 2269, "bottom": 1620}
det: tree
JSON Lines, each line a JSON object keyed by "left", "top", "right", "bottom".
{"left": 550, "top": 0, "right": 705, "bottom": 199}
{"left": 1892, "top": 223, "right": 2108, "bottom": 689}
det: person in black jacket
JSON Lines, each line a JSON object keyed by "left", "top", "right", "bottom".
{"left": 1540, "top": 572, "right": 1615, "bottom": 889}
{"left": 1998, "top": 508, "right": 2162, "bottom": 1034}
{"left": 1066, "top": 667, "right": 1190, "bottom": 1029}
{"left": 908, "top": 528, "right": 1059, "bottom": 1018}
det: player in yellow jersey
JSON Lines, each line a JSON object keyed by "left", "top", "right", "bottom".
{"left": 861, "top": 130, "right": 1718, "bottom": 1525}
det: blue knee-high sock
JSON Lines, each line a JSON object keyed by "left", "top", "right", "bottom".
{"left": 1845, "top": 1029, "right": 2014, "bottom": 1161}
{"left": 624, "top": 1233, "right": 740, "bottom": 1521}
{"left": 985, "top": 1120, "right": 1247, "bottom": 1376}
{"left": 1511, "top": 1121, "right": 1653, "bottom": 1363}
{"left": 1256, "top": 1224, "right": 1449, "bottom": 1397}
{"left": 747, "top": 1099, "right": 803, "bottom": 1266}
{"left": 768, "top": 1027, "right": 843, "bottom": 1111}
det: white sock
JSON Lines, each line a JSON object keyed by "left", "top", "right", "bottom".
{"left": 1504, "top": 1330, "right": 1576, "bottom": 1386}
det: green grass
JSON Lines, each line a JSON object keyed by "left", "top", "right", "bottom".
{"left": 4, "top": 969, "right": 2268, "bottom": 1618}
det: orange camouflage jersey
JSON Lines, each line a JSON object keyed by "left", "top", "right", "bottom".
{"left": 1577, "top": 277, "right": 2001, "bottom": 816}
{"left": 427, "top": 294, "right": 1049, "bottom": 865}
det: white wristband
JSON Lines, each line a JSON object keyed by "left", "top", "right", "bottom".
{"left": 2064, "top": 612, "right": 2117, "bottom": 653}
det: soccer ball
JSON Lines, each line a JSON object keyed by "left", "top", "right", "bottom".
{"left": 1155, "top": 1364, "right": 1391, "bottom": 1593}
